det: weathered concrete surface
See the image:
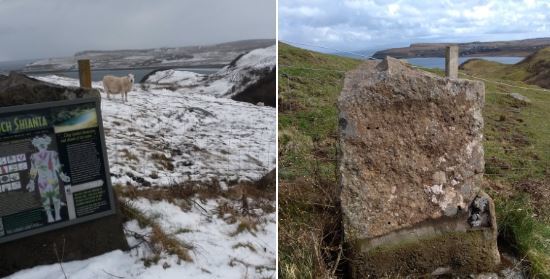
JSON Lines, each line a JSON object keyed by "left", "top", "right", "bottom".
{"left": 338, "top": 57, "right": 499, "bottom": 276}
{"left": 0, "top": 72, "right": 128, "bottom": 277}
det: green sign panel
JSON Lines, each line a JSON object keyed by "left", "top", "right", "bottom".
{"left": 0, "top": 98, "right": 115, "bottom": 243}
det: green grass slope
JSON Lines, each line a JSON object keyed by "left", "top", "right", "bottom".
{"left": 279, "top": 42, "right": 550, "bottom": 277}
{"left": 278, "top": 42, "right": 362, "bottom": 278}
{"left": 461, "top": 46, "right": 550, "bottom": 88}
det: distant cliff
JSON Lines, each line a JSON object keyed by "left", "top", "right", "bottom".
{"left": 372, "top": 37, "right": 550, "bottom": 59}
{"left": 23, "top": 39, "right": 275, "bottom": 72}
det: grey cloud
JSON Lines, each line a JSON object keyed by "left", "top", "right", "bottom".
{"left": 0, "top": 0, "right": 275, "bottom": 61}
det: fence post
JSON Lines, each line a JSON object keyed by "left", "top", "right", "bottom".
{"left": 445, "top": 45, "right": 458, "bottom": 79}
{"left": 78, "top": 59, "right": 92, "bottom": 89}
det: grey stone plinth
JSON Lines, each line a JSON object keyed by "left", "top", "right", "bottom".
{"left": 338, "top": 57, "right": 499, "bottom": 277}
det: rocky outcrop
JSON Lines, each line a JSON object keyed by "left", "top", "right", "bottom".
{"left": 338, "top": 57, "right": 499, "bottom": 276}
{"left": 255, "top": 168, "right": 276, "bottom": 190}
{"left": 231, "top": 67, "right": 276, "bottom": 107}
{"left": 509, "top": 93, "right": 531, "bottom": 104}
{"left": 0, "top": 72, "right": 99, "bottom": 106}
{"left": 214, "top": 45, "right": 276, "bottom": 105}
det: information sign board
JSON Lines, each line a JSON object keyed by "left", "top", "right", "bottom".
{"left": 0, "top": 98, "right": 115, "bottom": 243}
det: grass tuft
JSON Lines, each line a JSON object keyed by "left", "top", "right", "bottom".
{"left": 119, "top": 200, "right": 193, "bottom": 264}
{"left": 120, "top": 148, "right": 140, "bottom": 162}
{"left": 230, "top": 217, "right": 259, "bottom": 237}
{"left": 151, "top": 153, "right": 175, "bottom": 171}
{"left": 232, "top": 242, "right": 257, "bottom": 252}
{"left": 496, "top": 195, "right": 550, "bottom": 278}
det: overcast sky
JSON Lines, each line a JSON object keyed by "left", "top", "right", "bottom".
{"left": 279, "top": 0, "right": 550, "bottom": 54}
{"left": 0, "top": 0, "right": 275, "bottom": 62}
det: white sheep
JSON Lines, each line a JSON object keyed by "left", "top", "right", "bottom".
{"left": 102, "top": 73, "right": 134, "bottom": 102}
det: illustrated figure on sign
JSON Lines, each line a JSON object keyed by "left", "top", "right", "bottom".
{"left": 26, "top": 135, "right": 70, "bottom": 223}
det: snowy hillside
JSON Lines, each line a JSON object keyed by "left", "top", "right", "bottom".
{"left": 214, "top": 45, "right": 276, "bottom": 98}
{"left": 144, "top": 45, "right": 276, "bottom": 99}
{"left": 35, "top": 76, "right": 275, "bottom": 185}
{"left": 6, "top": 75, "right": 276, "bottom": 279}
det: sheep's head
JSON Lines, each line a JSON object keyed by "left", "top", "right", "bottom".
{"left": 128, "top": 73, "right": 135, "bottom": 84}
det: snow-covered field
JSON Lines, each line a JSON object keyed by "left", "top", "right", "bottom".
{"left": 37, "top": 75, "right": 276, "bottom": 186}
{"left": 6, "top": 58, "right": 276, "bottom": 279}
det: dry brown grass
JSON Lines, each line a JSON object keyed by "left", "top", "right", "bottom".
{"left": 514, "top": 179, "right": 550, "bottom": 223}
{"left": 117, "top": 174, "right": 276, "bottom": 214}
{"left": 230, "top": 217, "right": 259, "bottom": 237}
{"left": 119, "top": 200, "right": 193, "bottom": 265}
{"left": 150, "top": 225, "right": 193, "bottom": 262}
{"left": 115, "top": 170, "right": 276, "bottom": 269}
{"left": 232, "top": 242, "right": 257, "bottom": 252}
{"left": 120, "top": 148, "right": 140, "bottom": 162}
{"left": 121, "top": 180, "right": 269, "bottom": 199}
{"left": 150, "top": 153, "right": 175, "bottom": 171}
{"left": 278, "top": 175, "right": 346, "bottom": 279}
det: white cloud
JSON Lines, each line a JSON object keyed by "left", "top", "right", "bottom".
{"left": 279, "top": 0, "right": 550, "bottom": 52}
{"left": 280, "top": 6, "right": 323, "bottom": 17}
{"left": 463, "top": 3, "right": 493, "bottom": 21}
{"left": 387, "top": 3, "right": 399, "bottom": 16}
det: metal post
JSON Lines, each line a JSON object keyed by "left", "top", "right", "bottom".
{"left": 445, "top": 45, "right": 458, "bottom": 79}
{"left": 78, "top": 59, "right": 92, "bottom": 89}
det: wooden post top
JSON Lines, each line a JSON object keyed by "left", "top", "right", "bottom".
{"left": 78, "top": 59, "right": 92, "bottom": 89}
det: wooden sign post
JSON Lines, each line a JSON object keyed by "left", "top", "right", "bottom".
{"left": 78, "top": 59, "right": 92, "bottom": 89}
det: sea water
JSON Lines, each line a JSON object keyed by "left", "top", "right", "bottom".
{"left": 406, "top": 56, "right": 523, "bottom": 69}
{"left": 0, "top": 60, "right": 220, "bottom": 82}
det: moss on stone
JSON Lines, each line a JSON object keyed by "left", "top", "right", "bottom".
{"left": 349, "top": 230, "right": 499, "bottom": 277}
